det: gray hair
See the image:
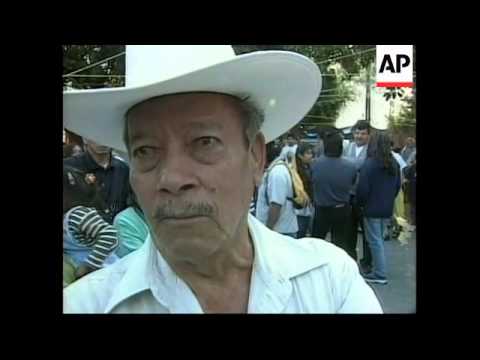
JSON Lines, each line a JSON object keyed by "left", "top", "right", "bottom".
{"left": 123, "top": 94, "right": 265, "bottom": 153}
{"left": 237, "top": 97, "right": 265, "bottom": 146}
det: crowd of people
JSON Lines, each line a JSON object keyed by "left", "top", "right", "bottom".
{"left": 63, "top": 120, "right": 416, "bottom": 289}
{"left": 250, "top": 120, "right": 416, "bottom": 285}
{"left": 63, "top": 138, "right": 149, "bottom": 287}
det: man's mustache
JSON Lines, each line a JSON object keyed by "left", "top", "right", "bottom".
{"left": 153, "top": 201, "right": 215, "bottom": 222}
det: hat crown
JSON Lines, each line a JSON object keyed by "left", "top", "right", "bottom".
{"left": 126, "top": 45, "right": 236, "bottom": 87}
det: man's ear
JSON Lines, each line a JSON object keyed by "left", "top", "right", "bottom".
{"left": 249, "top": 132, "right": 266, "bottom": 187}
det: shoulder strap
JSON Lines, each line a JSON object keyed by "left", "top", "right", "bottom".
{"left": 264, "top": 161, "right": 281, "bottom": 205}
{"left": 264, "top": 160, "right": 295, "bottom": 206}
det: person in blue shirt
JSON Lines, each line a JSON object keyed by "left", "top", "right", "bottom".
{"left": 114, "top": 187, "right": 150, "bottom": 258}
{"left": 311, "top": 130, "right": 357, "bottom": 255}
{"left": 356, "top": 133, "right": 401, "bottom": 285}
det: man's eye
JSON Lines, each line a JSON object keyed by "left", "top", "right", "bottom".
{"left": 196, "top": 137, "right": 220, "bottom": 148}
{"left": 133, "top": 146, "right": 156, "bottom": 158}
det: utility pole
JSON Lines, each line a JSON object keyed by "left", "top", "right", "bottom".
{"left": 365, "top": 62, "right": 371, "bottom": 124}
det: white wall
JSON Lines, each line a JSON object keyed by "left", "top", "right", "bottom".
{"left": 335, "top": 78, "right": 412, "bottom": 130}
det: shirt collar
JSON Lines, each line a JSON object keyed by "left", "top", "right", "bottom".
{"left": 246, "top": 215, "right": 330, "bottom": 313}
{"left": 105, "top": 214, "right": 330, "bottom": 313}
{"left": 247, "top": 214, "right": 329, "bottom": 281}
{"left": 104, "top": 236, "right": 158, "bottom": 313}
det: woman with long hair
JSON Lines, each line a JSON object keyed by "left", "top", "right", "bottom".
{"left": 293, "top": 143, "right": 314, "bottom": 238}
{"left": 356, "top": 133, "right": 401, "bottom": 285}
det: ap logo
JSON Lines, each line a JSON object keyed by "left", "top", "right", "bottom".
{"left": 376, "top": 45, "right": 414, "bottom": 87}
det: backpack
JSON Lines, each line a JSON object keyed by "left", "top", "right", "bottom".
{"left": 264, "top": 159, "right": 310, "bottom": 210}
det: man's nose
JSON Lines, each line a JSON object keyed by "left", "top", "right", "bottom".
{"left": 155, "top": 154, "right": 199, "bottom": 195}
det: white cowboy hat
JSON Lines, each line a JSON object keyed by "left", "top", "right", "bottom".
{"left": 63, "top": 45, "right": 322, "bottom": 152}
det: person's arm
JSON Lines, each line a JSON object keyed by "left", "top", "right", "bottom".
{"left": 265, "top": 166, "right": 289, "bottom": 230}
{"left": 86, "top": 218, "right": 118, "bottom": 269}
{"left": 69, "top": 207, "right": 119, "bottom": 271}
{"left": 266, "top": 203, "right": 282, "bottom": 229}
{"left": 114, "top": 211, "right": 148, "bottom": 257}
{"left": 356, "top": 163, "right": 370, "bottom": 207}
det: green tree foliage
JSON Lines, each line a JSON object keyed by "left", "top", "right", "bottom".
{"left": 396, "top": 92, "right": 416, "bottom": 125}
{"left": 63, "top": 45, "right": 125, "bottom": 89}
{"left": 383, "top": 87, "right": 405, "bottom": 101}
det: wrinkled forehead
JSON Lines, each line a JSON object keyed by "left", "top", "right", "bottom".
{"left": 126, "top": 92, "right": 244, "bottom": 121}
{"left": 125, "top": 92, "right": 248, "bottom": 145}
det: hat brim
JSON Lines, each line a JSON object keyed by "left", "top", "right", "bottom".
{"left": 63, "top": 51, "right": 322, "bottom": 152}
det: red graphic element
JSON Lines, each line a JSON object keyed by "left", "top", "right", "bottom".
{"left": 376, "top": 82, "right": 413, "bottom": 87}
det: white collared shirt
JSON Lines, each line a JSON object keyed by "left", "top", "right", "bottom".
{"left": 355, "top": 145, "right": 365, "bottom": 158}
{"left": 63, "top": 215, "right": 383, "bottom": 314}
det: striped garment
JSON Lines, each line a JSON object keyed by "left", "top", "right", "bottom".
{"left": 67, "top": 206, "right": 119, "bottom": 269}
{"left": 249, "top": 198, "right": 256, "bottom": 215}
{"left": 249, "top": 187, "right": 258, "bottom": 216}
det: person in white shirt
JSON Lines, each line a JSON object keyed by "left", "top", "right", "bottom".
{"left": 392, "top": 152, "right": 406, "bottom": 170}
{"left": 255, "top": 151, "right": 299, "bottom": 238}
{"left": 63, "top": 45, "right": 382, "bottom": 313}
{"left": 343, "top": 122, "right": 369, "bottom": 170}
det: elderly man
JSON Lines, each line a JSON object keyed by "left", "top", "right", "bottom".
{"left": 63, "top": 45, "right": 382, "bottom": 313}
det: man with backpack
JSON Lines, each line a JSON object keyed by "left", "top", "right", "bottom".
{"left": 255, "top": 143, "right": 301, "bottom": 238}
